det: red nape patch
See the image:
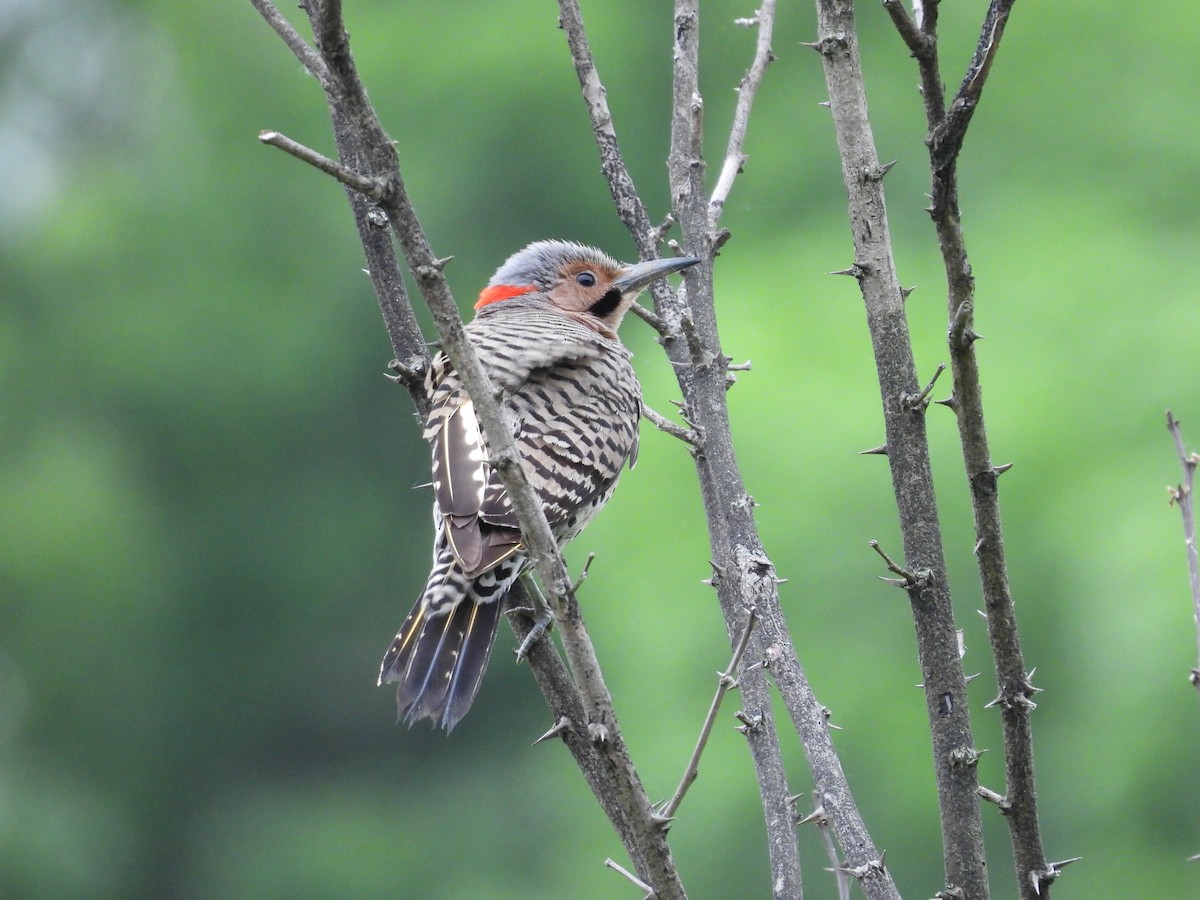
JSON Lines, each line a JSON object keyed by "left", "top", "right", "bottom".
{"left": 475, "top": 283, "right": 537, "bottom": 309}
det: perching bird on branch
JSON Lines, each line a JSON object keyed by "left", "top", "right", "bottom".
{"left": 379, "top": 240, "right": 700, "bottom": 730}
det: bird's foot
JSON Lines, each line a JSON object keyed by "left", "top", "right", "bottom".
{"left": 514, "top": 606, "right": 554, "bottom": 662}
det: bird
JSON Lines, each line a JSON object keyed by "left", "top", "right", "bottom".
{"left": 378, "top": 240, "right": 701, "bottom": 730}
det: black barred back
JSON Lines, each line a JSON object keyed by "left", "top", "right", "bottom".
{"left": 379, "top": 294, "right": 641, "bottom": 730}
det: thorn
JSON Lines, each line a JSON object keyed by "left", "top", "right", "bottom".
{"left": 733, "top": 710, "right": 763, "bottom": 734}
{"left": 828, "top": 263, "right": 864, "bottom": 277}
{"left": 837, "top": 851, "right": 887, "bottom": 880}
{"left": 818, "top": 100, "right": 832, "bottom": 108}
{"left": 650, "top": 811, "right": 675, "bottom": 831}
{"left": 587, "top": 721, "right": 611, "bottom": 746}
{"left": 1031, "top": 857, "right": 1083, "bottom": 893}
{"left": 964, "top": 671, "right": 982, "bottom": 683}
{"left": 859, "top": 443, "right": 888, "bottom": 456}
{"left": 994, "top": 462, "right": 1014, "bottom": 476}
{"left": 864, "top": 159, "right": 898, "bottom": 180}
{"left": 415, "top": 256, "right": 454, "bottom": 279}
{"left": 532, "top": 716, "right": 572, "bottom": 746}
{"left": 949, "top": 745, "right": 982, "bottom": 768}
{"left": 796, "top": 804, "right": 828, "bottom": 826}
{"left": 934, "top": 393, "right": 960, "bottom": 412}
{"left": 878, "top": 576, "right": 909, "bottom": 588}
{"left": 901, "top": 284, "right": 916, "bottom": 300}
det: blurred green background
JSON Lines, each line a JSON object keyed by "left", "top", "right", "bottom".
{"left": 2, "top": 1, "right": 1198, "bottom": 897}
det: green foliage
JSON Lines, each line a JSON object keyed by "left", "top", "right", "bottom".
{"left": 2, "top": 1, "right": 1198, "bottom": 897}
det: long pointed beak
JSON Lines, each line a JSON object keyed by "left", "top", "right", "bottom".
{"left": 611, "top": 255, "right": 702, "bottom": 296}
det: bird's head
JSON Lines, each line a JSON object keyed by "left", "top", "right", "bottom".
{"left": 475, "top": 240, "right": 701, "bottom": 335}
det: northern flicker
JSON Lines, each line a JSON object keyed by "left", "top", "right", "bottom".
{"left": 379, "top": 240, "right": 700, "bottom": 730}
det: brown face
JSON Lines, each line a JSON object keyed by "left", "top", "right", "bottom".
{"left": 546, "top": 259, "right": 632, "bottom": 332}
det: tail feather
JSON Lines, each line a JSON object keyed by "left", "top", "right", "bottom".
{"left": 378, "top": 594, "right": 506, "bottom": 731}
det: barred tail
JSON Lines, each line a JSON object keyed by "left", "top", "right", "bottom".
{"left": 378, "top": 592, "right": 506, "bottom": 732}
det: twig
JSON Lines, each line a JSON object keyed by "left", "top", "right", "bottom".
{"left": 708, "top": 1, "right": 778, "bottom": 230}
{"left": 659, "top": 607, "right": 758, "bottom": 819}
{"left": 258, "top": 131, "right": 387, "bottom": 199}
{"left": 605, "top": 858, "right": 655, "bottom": 899}
{"left": 1166, "top": 411, "right": 1200, "bottom": 689}
{"left": 629, "top": 301, "right": 672, "bottom": 337}
{"left": 642, "top": 403, "right": 701, "bottom": 447}
{"left": 247, "top": 0, "right": 333, "bottom": 90}
{"left": 811, "top": 2, "right": 987, "bottom": 897}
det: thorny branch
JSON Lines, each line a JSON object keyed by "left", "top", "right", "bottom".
{"left": 811, "top": 1, "right": 987, "bottom": 897}
{"left": 883, "top": 1, "right": 1052, "bottom": 897}
{"left": 250, "top": 2, "right": 682, "bottom": 896}
{"left": 1166, "top": 411, "right": 1200, "bottom": 690}
{"left": 559, "top": 1, "right": 902, "bottom": 898}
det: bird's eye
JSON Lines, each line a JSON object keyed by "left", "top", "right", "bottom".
{"left": 575, "top": 271, "right": 597, "bottom": 288}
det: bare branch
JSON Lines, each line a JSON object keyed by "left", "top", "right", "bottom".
{"left": 880, "top": 0, "right": 1051, "bottom": 893}
{"left": 258, "top": 130, "right": 387, "bottom": 199}
{"left": 659, "top": 608, "right": 758, "bottom": 819}
{"left": 812, "top": 2, "right": 987, "bottom": 895}
{"left": 642, "top": 403, "right": 701, "bottom": 447}
{"left": 1166, "top": 410, "right": 1200, "bottom": 687}
{"left": 708, "top": 1, "right": 778, "bottom": 230}
{"left": 605, "top": 858, "right": 655, "bottom": 899}
{"left": 629, "top": 301, "right": 672, "bottom": 337}
{"left": 247, "top": 0, "right": 333, "bottom": 90}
